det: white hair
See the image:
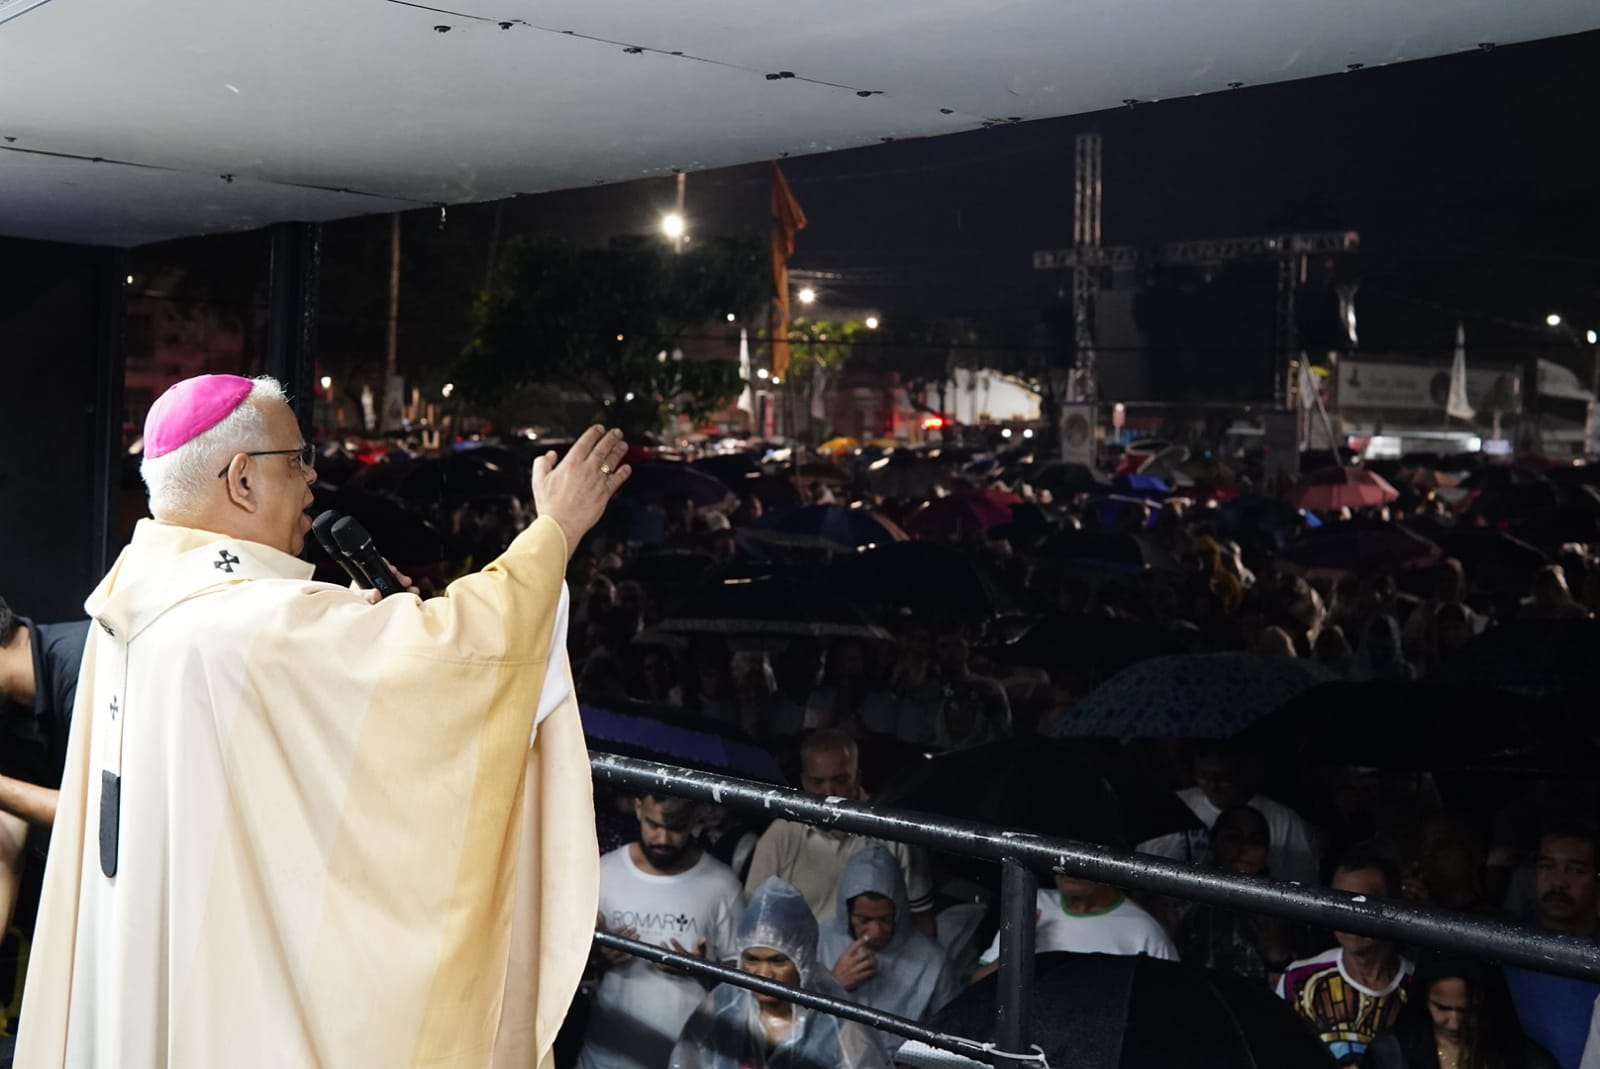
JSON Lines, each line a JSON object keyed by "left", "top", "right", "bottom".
{"left": 141, "top": 376, "right": 287, "bottom": 519}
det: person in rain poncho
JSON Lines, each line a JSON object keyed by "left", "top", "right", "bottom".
{"left": 18, "top": 374, "right": 630, "bottom": 1069}
{"left": 670, "top": 877, "right": 887, "bottom": 1069}
{"left": 817, "top": 847, "right": 960, "bottom": 1058}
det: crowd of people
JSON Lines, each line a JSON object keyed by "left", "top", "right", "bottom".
{"left": 5, "top": 425, "right": 1600, "bottom": 1068}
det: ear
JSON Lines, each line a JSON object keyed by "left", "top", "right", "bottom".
{"left": 221, "top": 454, "right": 261, "bottom": 514}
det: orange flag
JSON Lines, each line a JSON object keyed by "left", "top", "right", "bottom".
{"left": 770, "top": 164, "right": 808, "bottom": 378}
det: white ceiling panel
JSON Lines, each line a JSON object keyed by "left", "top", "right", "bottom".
{"left": 0, "top": 0, "right": 1595, "bottom": 246}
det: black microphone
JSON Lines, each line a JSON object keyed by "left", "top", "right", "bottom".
{"left": 330, "top": 516, "right": 407, "bottom": 599}
{"left": 312, "top": 510, "right": 370, "bottom": 588}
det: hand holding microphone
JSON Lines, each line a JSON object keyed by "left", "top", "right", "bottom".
{"left": 313, "top": 510, "right": 418, "bottom": 602}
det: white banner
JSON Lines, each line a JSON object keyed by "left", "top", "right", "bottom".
{"left": 1339, "top": 361, "right": 1520, "bottom": 414}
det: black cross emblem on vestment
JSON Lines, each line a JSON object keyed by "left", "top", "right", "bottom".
{"left": 109, "top": 696, "right": 118, "bottom": 720}
{"left": 215, "top": 549, "right": 240, "bottom": 573}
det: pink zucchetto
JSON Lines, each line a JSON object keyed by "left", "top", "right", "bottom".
{"left": 143, "top": 374, "right": 255, "bottom": 459}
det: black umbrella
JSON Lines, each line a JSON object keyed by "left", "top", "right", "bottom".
{"left": 691, "top": 453, "right": 762, "bottom": 485}
{"left": 875, "top": 738, "right": 1200, "bottom": 849}
{"left": 914, "top": 952, "right": 1333, "bottom": 1069}
{"left": 1026, "top": 461, "right": 1111, "bottom": 498}
{"left": 657, "top": 569, "right": 892, "bottom": 640}
{"left": 1276, "top": 521, "right": 1440, "bottom": 578}
{"left": 824, "top": 541, "right": 1018, "bottom": 623}
{"left": 618, "top": 460, "right": 736, "bottom": 509}
{"left": 980, "top": 614, "right": 1186, "bottom": 686}
{"left": 397, "top": 451, "right": 528, "bottom": 505}
{"left": 1238, "top": 680, "right": 1545, "bottom": 771}
{"left": 1037, "top": 529, "right": 1150, "bottom": 572}
{"left": 1422, "top": 528, "right": 1548, "bottom": 593}
{"left": 1436, "top": 620, "right": 1600, "bottom": 699}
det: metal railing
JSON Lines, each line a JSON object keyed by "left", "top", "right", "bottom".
{"left": 590, "top": 751, "right": 1600, "bottom": 1066}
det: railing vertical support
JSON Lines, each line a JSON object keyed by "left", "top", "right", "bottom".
{"left": 996, "top": 857, "right": 1036, "bottom": 1060}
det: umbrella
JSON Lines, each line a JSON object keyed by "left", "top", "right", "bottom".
{"left": 1055, "top": 653, "right": 1334, "bottom": 738}
{"left": 616, "top": 461, "right": 736, "bottom": 509}
{"left": 1037, "top": 529, "right": 1151, "bottom": 572}
{"left": 825, "top": 541, "right": 1018, "bottom": 623}
{"left": 620, "top": 549, "right": 715, "bottom": 591}
{"left": 1086, "top": 495, "right": 1161, "bottom": 531}
{"left": 1238, "top": 680, "right": 1545, "bottom": 771}
{"left": 1275, "top": 521, "right": 1441, "bottom": 578}
{"left": 793, "top": 461, "right": 848, "bottom": 486}
{"left": 658, "top": 570, "right": 893, "bottom": 641}
{"left": 1436, "top": 620, "right": 1600, "bottom": 699}
{"left": 1286, "top": 466, "right": 1399, "bottom": 512}
{"left": 980, "top": 614, "right": 1186, "bottom": 686}
{"left": 902, "top": 492, "right": 1014, "bottom": 540}
{"left": 1214, "top": 495, "right": 1320, "bottom": 550}
{"left": 691, "top": 453, "right": 762, "bottom": 485}
{"left": 863, "top": 451, "right": 959, "bottom": 498}
{"left": 816, "top": 436, "right": 860, "bottom": 456}
{"left": 908, "top": 952, "right": 1335, "bottom": 1069}
{"left": 1423, "top": 528, "right": 1547, "bottom": 593}
{"left": 1110, "top": 472, "right": 1172, "bottom": 497}
{"left": 1025, "top": 461, "right": 1110, "bottom": 498}
{"left": 580, "top": 702, "right": 786, "bottom": 783}
{"left": 876, "top": 738, "right": 1201, "bottom": 848}
{"left": 756, "top": 505, "right": 908, "bottom": 549}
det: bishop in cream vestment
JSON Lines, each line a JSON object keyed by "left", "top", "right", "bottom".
{"left": 16, "top": 512, "right": 596, "bottom": 1068}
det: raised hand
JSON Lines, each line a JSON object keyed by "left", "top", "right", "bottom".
{"left": 531, "top": 426, "right": 632, "bottom": 558}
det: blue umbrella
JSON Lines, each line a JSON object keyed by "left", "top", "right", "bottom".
{"left": 755, "top": 505, "right": 905, "bottom": 549}
{"left": 1053, "top": 653, "right": 1334, "bottom": 738}
{"left": 1110, "top": 472, "right": 1171, "bottom": 497}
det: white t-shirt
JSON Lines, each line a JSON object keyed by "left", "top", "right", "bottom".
{"left": 1138, "top": 789, "right": 1320, "bottom": 887}
{"left": 977, "top": 890, "right": 1176, "bottom": 964}
{"left": 579, "top": 846, "right": 744, "bottom": 1069}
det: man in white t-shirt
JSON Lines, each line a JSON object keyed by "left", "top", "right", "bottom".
{"left": 1277, "top": 846, "right": 1414, "bottom": 1066}
{"left": 1138, "top": 740, "right": 1320, "bottom": 886}
{"left": 580, "top": 793, "right": 745, "bottom": 1069}
{"left": 971, "top": 871, "right": 1175, "bottom": 981}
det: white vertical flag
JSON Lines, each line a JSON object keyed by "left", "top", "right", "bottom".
{"left": 736, "top": 328, "right": 754, "bottom": 418}
{"left": 809, "top": 361, "right": 829, "bottom": 421}
{"left": 1447, "top": 321, "right": 1476, "bottom": 421}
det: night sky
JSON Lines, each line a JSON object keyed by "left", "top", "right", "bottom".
{"left": 138, "top": 28, "right": 1600, "bottom": 401}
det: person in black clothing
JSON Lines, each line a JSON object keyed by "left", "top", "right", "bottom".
{"left": 0, "top": 595, "right": 89, "bottom": 1062}
{"left": 1362, "top": 953, "right": 1557, "bottom": 1069}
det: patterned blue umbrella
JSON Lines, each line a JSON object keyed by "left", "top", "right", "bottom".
{"left": 755, "top": 505, "right": 907, "bottom": 549}
{"left": 1053, "top": 653, "right": 1334, "bottom": 738}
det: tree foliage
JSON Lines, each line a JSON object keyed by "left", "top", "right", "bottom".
{"left": 458, "top": 233, "right": 767, "bottom": 436}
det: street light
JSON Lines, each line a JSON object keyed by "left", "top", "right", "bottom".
{"left": 661, "top": 213, "right": 685, "bottom": 240}
{"left": 797, "top": 287, "right": 817, "bottom": 305}
{"left": 725, "top": 313, "right": 736, "bottom": 322}
{"left": 441, "top": 383, "right": 454, "bottom": 398}
{"left": 320, "top": 375, "right": 332, "bottom": 390}
{"left": 1547, "top": 313, "right": 1563, "bottom": 328}
{"left": 865, "top": 316, "right": 880, "bottom": 330}
{"left": 1589, "top": 330, "right": 1598, "bottom": 345}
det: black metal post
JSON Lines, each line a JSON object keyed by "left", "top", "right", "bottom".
{"left": 264, "top": 222, "right": 322, "bottom": 439}
{"left": 996, "top": 858, "right": 1036, "bottom": 1059}
{"left": 590, "top": 752, "right": 1600, "bottom": 982}
{"left": 88, "top": 248, "right": 127, "bottom": 578}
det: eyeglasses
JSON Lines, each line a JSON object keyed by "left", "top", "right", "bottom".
{"left": 216, "top": 444, "right": 316, "bottom": 479}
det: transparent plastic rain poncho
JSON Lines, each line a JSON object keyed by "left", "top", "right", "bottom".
{"left": 817, "top": 847, "right": 961, "bottom": 1055}
{"left": 668, "top": 877, "right": 888, "bottom": 1069}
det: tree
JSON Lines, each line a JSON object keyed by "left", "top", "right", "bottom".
{"left": 457, "top": 233, "right": 767, "bottom": 437}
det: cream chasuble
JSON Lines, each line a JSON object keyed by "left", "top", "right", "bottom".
{"left": 16, "top": 515, "right": 597, "bottom": 1069}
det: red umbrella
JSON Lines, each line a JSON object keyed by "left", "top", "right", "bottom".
{"left": 903, "top": 491, "right": 1014, "bottom": 539}
{"left": 1287, "top": 466, "right": 1399, "bottom": 512}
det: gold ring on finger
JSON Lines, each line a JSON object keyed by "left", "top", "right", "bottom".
{"left": 599, "top": 463, "right": 613, "bottom": 475}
